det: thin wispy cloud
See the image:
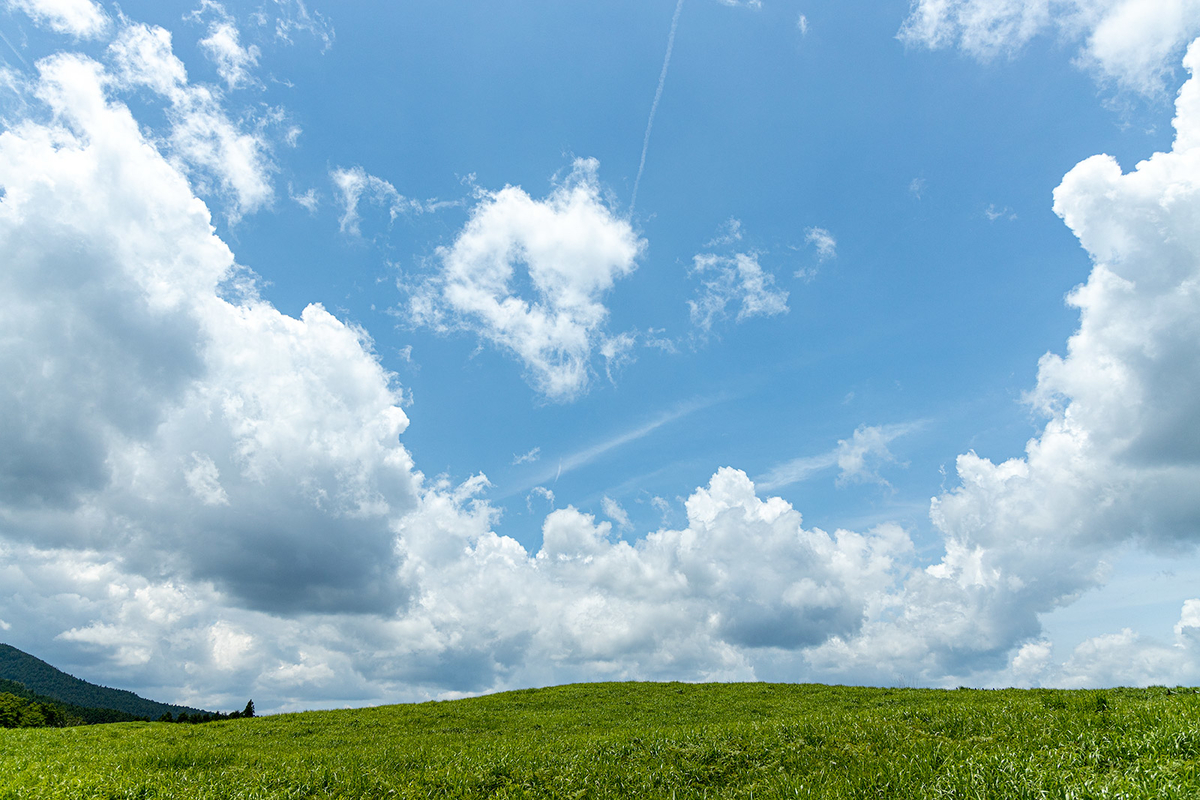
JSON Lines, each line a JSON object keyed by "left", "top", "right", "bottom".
{"left": 513, "top": 447, "right": 541, "bottom": 465}
{"left": 0, "top": 29, "right": 30, "bottom": 68}
{"left": 601, "top": 495, "right": 632, "bottom": 530}
{"left": 757, "top": 421, "right": 925, "bottom": 491}
{"left": 509, "top": 396, "right": 720, "bottom": 495}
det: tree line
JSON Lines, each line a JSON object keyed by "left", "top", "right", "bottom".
{"left": 0, "top": 689, "right": 256, "bottom": 729}
{"left": 158, "top": 700, "right": 255, "bottom": 724}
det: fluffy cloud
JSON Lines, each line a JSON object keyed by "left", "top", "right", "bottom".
{"left": 406, "top": 159, "right": 644, "bottom": 401}
{"left": 899, "top": 0, "right": 1200, "bottom": 93}
{"left": 803, "top": 39, "right": 1200, "bottom": 684}
{"left": 0, "top": 27, "right": 907, "bottom": 709}
{"left": 6, "top": 0, "right": 109, "bottom": 39}
{"left": 5, "top": 5, "right": 1200, "bottom": 714}
{"left": 108, "top": 22, "right": 273, "bottom": 217}
{"left": 0, "top": 51, "right": 415, "bottom": 616}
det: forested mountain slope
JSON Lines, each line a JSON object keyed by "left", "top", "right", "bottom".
{"left": 0, "top": 643, "right": 208, "bottom": 719}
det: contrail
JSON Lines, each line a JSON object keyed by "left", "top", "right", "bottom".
{"left": 631, "top": 0, "right": 684, "bottom": 213}
{"left": 0, "top": 28, "right": 29, "bottom": 69}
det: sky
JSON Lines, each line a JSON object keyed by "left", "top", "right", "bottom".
{"left": 1, "top": 0, "right": 1200, "bottom": 713}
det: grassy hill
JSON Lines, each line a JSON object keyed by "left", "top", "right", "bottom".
{"left": 0, "top": 643, "right": 208, "bottom": 720}
{"left": 2, "top": 682, "right": 1198, "bottom": 798}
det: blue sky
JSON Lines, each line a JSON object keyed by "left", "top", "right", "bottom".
{"left": 3, "top": 0, "right": 1200, "bottom": 711}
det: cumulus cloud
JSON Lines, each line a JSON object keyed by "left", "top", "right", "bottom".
{"left": 899, "top": 0, "right": 1200, "bottom": 94}
{"left": 0, "top": 54, "right": 909, "bottom": 698}
{"left": 802, "top": 40, "right": 1200, "bottom": 684}
{"left": 6, "top": 0, "right": 109, "bottom": 39}
{"left": 6, "top": 5, "right": 1200, "bottom": 715}
{"left": 688, "top": 252, "right": 788, "bottom": 333}
{"left": 0, "top": 50, "right": 415, "bottom": 618}
{"left": 108, "top": 22, "right": 274, "bottom": 217}
{"left": 405, "top": 159, "right": 644, "bottom": 401}
{"left": 1, "top": 39, "right": 908, "bottom": 709}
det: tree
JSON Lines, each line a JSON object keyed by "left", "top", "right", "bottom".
{"left": 242, "top": 699, "right": 255, "bottom": 718}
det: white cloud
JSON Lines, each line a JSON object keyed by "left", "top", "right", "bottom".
{"left": 6, "top": 6, "right": 1200, "bottom": 715}
{"left": 1050, "top": 602, "right": 1200, "bottom": 686}
{"left": 0, "top": 50, "right": 415, "bottom": 619}
{"left": 797, "top": 13, "right": 809, "bottom": 35}
{"left": 599, "top": 330, "right": 637, "bottom": 383}
{"left": 1175, "top": 598, "right": 1200, "bottom": 641}
{"left": 526, "top": 486, "right": 555, "bottom": 512}
{"left": 802, "top": 39, "right": 1200, "bottom": 684}
{"left": 519, "top": 398, "right": 714, "bottom": 492}
{"left": 184, "top": 453, "right": 229, "bottom": 506}
{"left": 705, "top": 217, "right": 744, "bottom": 247}
{"left": 108, "top": 22, "right": 274, "bottom": 218}
{"left": 643, "top": 327, "right": 678, "bottom": 353}
{"left": 985, "top": 203, "right": 1017, "bottom": 220}
{"left": 330, "top": 166, "right": 422, "bottom": 235}
{"left": 6, "top": 0, "right": 109, "bottom": 39}
{"left": 187, "top": 1, "right": 261, "bottom": 90}
{"left": 406, "top": 158, "right": 644, "bottom": 401}
{"left": 269, "top": 0, "right": 334, "bottom": 52}
{"left": 689, "top": 252, "right": 789, "bottom": 333}
{"left": 805, "top": 226, "right": 837, "bottom": 261}
{"left": 718, "top": 0, "right": 764, "bottom": 8}
{"left": 834, "top": 423, "right": 912, "bottom": 486}
{"left": 601, "top": 496, "right": 632, "bottom": 530}
{"left": 200, "top": 21, "right": 261, "bottom": 90}
{"left": 757, "top": 422, "right": 919, "bottom": 491}
{"left": 513, "top": 447, "right": 541, "bottom": 465}
{"left": 289, "top": 183, "right": 318, "bottom": 213}
{"left": 5, "top": 48, "right": 902, "bottom": 707}
{"left": 899, "top": 0, "right": 1200, "bottom": 94}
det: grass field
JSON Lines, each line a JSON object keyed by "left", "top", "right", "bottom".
{"left": 1, "top": 682, "right": 1198, "bottom": 798}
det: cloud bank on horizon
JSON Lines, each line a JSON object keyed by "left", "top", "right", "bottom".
{"left": 1, "top": 0, "right": 1200, "bottom": 712}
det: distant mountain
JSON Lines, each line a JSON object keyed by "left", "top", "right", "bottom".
{"left": 0, "top": 643, "right": 210, "bottom": 719}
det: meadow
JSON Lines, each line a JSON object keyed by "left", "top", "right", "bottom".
{"left": 1, "top": 682, "right": 1198, "bottom": 799}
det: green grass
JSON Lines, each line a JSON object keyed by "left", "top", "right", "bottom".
{"left": 2, "top": 683, "right": 1198, "bottom": 798}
